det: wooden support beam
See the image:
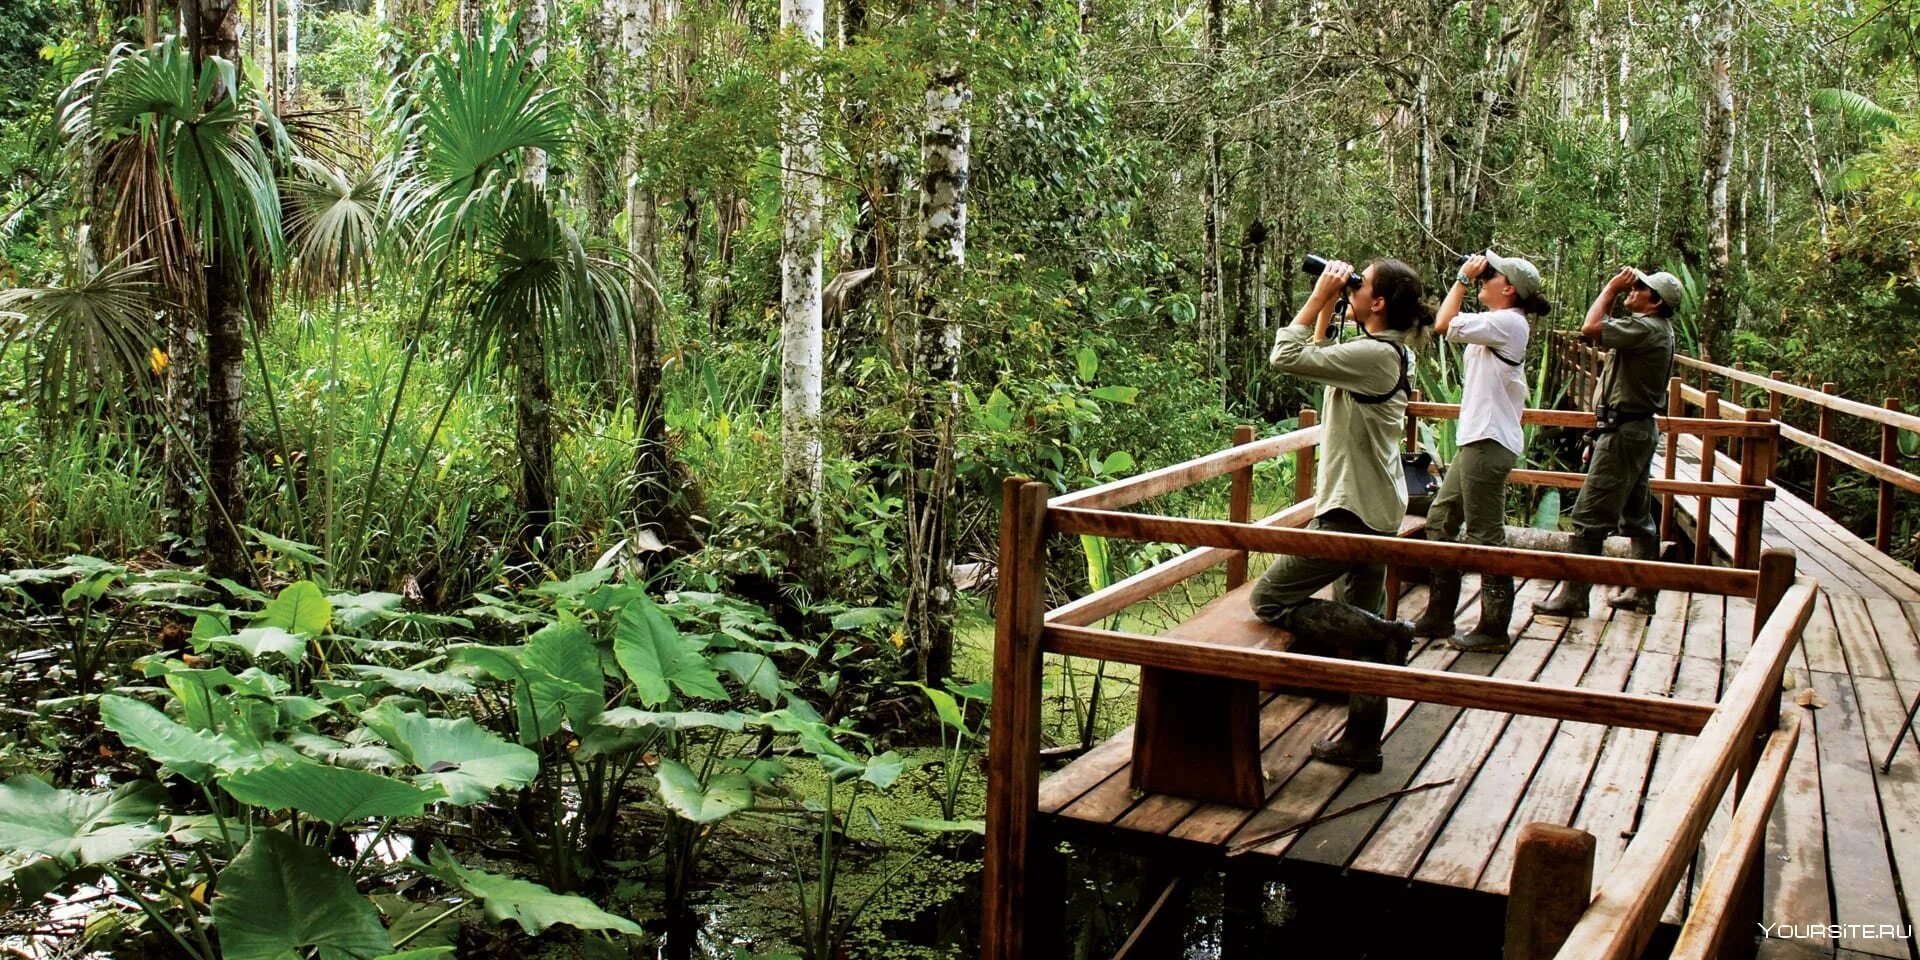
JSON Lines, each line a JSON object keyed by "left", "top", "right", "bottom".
{"left": 983, "top": 479, "right": 1049, "bottom": 960}
{"left": 1696, "top": 391, "right": 1721, "bottom": 566}
{"left": 1507, "top": 469, "right": 1773, "bottom": 501}
{"left": 1814, "top": 382, "right": 1837, "bottom": 512}
{"left": 1050, "top": 427, "right": 1320, "bottom": 510}
{"left": 1879, "top": 398, "right": 1901, "bottom": 552}
{"left": 1047, "top": 506, "right": 1762, "bottom": 596}
{"left": 1668, "top": 713, "right": 1801, "bottom": 960}
{"left": 1043, "top": 623, "right": 1718, "bottom": 735}
{"left": 1550, "top": 564, "right": 1815, "bottom": 960}
{"left": 1733, "top": 411, "right": 1777, "bottom": 569}
{"left": 1296, "top": 408, "right": 1318, "bottom": 503}
{"left": 1112, "top": 877, "right": 1186, "bottom": 960}
{"left": 1662, "top": 377, "right": 1683, "bottom": 542}
{"left": 1505, "top": 823, "right": 1596, "bottom": 960}
{"left": 1226, "top": 424, "right": 1257, "bottom": 589}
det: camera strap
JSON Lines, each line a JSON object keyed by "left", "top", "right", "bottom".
{"left": 1349, "top": 338, "right": 1410, "bottom": 406}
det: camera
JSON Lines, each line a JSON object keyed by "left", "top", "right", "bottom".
{"left": 1301, "top": 254, "right": 1363, "bottom": 291}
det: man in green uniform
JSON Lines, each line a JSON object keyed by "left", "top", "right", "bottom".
{"left": 1534, "top": 266, "right": 1682, "bottom": 617}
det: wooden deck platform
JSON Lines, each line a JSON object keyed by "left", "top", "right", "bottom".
{"left": 1036, "top": 475, "right": 1920, "bottom": 958}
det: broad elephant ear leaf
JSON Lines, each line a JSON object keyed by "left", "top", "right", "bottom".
{"left": 0, "top": 776, "right": 164, "bottom": 868}
{"left": 99, "top": 694, "right": 247, "bottom": 782}
{"left": 259, "top": 579, "right": 333, "bottom": 635}
{"left": 422, "top": 844, "right": 643, "bottom": 936}
{"left": 213, "top": 830, "right": 392, "bottom": 960}
{"left": 654, "top": 760, "right": 753, "bottom": 824}
{"left": 612, "top": 592, "right": 724, "bottom": 706}
{"left": 221, "top": 761, "right": 444, "bottom": 824}
{"left": 359, "top": 702, "right": 538, "bottom": 805}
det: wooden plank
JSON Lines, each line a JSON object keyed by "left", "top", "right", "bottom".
{"left": 1637, "top": 652, "right": 1723, "bottom": 925}
{"left": 1849, "top": 674, "right": 1920, "bottom": 954}
{"left": 1049, "top": 426, "right": 1321, "bottom": 510}
{"left": 1284, "top": 645, "right": 1510, "bottom": 869}
{"left": 1760, "top": 699, "right": 1832, "bottom": 958}
{"left": 1685, "top": 593, "right": 1727, "bottom": 662}
{"left": 1477, "top": 639, "right": 1642, "bottom": 893}
{"left": 1571, "top": 649, "right": 1679, "bottom": 891}
{"left": 1643, "top": 589, "right": 1690, "bottom": 656}
{"left": 1810, "top": 670, "right": 1908, "bottom": 958}
{"left": 1415, "top": 640, "right": 1602, "bottom": 889}
{"left": 1037, "top": 728, "right": 1136, "bottom": 814}
{"left": 1802, "top": 592, "right": 1850, "bottom": 676}
{"left": 1669, "top": 715, "right": 1801, "bottom": 960}
{"left": 1831, "top": 594, "right": 1894, "bottom": 680}
{"left": 1349, "top": 638, "right": 1558, "bottom": 878}
{"left": 1726, "top": 595, "right": 1756, "bottom": 666}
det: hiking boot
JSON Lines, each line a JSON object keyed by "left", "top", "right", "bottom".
{"left": 1311, "top": 693, "right": 1386, "bottom": 773}
{"left": 1534, "top": 536, "right": 1603, "bottom": 618}
{"left": 1412, "top": 570, "right": 1462, "bottom": 639}
{"left": 1310, "top": 737, "right": 1384, "bottom": 773}
{"left": 1608, "top": 536, "right": 1661, "bottom": 613}
{"left": 1452, "top": 575, "right": 1514, "bottom": 652}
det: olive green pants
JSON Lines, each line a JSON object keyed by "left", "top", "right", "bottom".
{"left": 1426, "top": 439, "right": 1517, "bottom": 547}
{"left": 1249, "top": 509, "right": 1389, "bottom": 624}
{"left": 1569, "top": 418, "right": 1659, "bottom": 546}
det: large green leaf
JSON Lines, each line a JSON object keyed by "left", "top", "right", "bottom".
{"left": 597, "top": 707, "right": 747, "bottom": 732}
{"left": 714, "top": 651, "right": 781, "bottom": 704}
{"left": 453, "top": 620, "right": 604, "bottom": 743}
{"left": 423, "top": 845, "right": 643, "bottom": 936}
{"left": 613, "top": 593, "right": 724, "bottom": 706}
{"left": 0, "top": 776, "right": 164, "bottom": 867}
{"left": 221, "top": 761, "right": 443, "bottom": 824}
{"left": 360, "top": 703, "right": 537, "bottom": 805}
{"left": 259, "top": 580, "right": 333, "bottom": 636}
{"left": 330, "top": 591, "right": 406, "bottom": 631}
{"left": 655, "top": 760, "right": 752, "bottom": 824}
{"left": 99, "top": 694, "right": 245, "bottom": 782}
{"left": 349, "top": 665, "right": 476, "bottom": 697}
{"left": 208, "top": 625, "right": 308, "bottom": 662}
{"left": 213, "top": 830, "right": 392, "bottom": 960}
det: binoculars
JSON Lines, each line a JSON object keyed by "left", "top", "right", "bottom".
{"left": 1301, "top": 254, "right": 1363, "bottom": 291}
{"left": 1456, "top": 253, "right": 1489, "bottom": 281}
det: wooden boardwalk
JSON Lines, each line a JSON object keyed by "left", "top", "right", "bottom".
{"left": 1035, "top": 459, "right": 1920, "bottom": 958}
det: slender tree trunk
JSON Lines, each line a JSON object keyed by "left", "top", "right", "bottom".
{"left": 163, "top": 306, "right": 202, "bottom": 555}
{"left": 904, "top": 11, "right": 969, "bottom": 687}
{"left": 1201, "top": 0, "right": 1224, "bottom": 387}
{"left": 512, "top": 316, "right": 556, "bottom": 546}
{"left": 626, "top": 0, "right": 676, "bottom": 539}
{"left": 1415, "top": 68, "right": 1434, "bottom": 257}
{"left": 286, "top": 0, "right": 299, "bottom": 99}
{"left": 780, "top": 0, "right": 825, "bottom": 535}
{"left": 522, "top": 0, "right": 550, "bottom": 186}
{"left": 1699, "top": 0, "right": 1735, "bottom": 361}
{"left": 1799, "top": 98, "right": 1831, "bottom": 243}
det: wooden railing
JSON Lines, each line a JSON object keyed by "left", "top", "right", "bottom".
{"left": 1554, "top": 331, "right": 1920, "bottom": 555}
{"left": 983, "top": 415, "right": 1811, "bottom": 960}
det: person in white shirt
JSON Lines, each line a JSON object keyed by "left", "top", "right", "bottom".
{"left": 1411, "top": 251, "right": 1551, "bottom": 651}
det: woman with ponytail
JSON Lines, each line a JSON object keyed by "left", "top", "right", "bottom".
{"left": 1250, "top": 257, "right": 1434, "bottom": 773}
{"left": 1413, "top": 251, "right": 1550, "bottom": 652}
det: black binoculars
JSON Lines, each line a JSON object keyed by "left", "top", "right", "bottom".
{"left": 1301, "top": 254, "right": 1363, "bottom": 291}
{"left": 1456, "top": 253, "right": 1489, "bottom": 280}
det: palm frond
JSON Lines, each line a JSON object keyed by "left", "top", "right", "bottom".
{"left": 0, "top": 256, "right": 164, "bottom": 415}
{"left": 282, "top": 155, "right": 387, "bottom": 298}
{"left": 464, "top": 184, "right": 629, "bottom": 381}
{"left": 1811, "top": 88, "right": 1902, "bottom": 133}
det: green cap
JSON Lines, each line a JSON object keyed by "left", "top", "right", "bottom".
{"left": 1483, "top": 251, "right": 1543, "bottom": 301}
{"left": 1632, "top": 269, "right": 1685, "bottom": 308}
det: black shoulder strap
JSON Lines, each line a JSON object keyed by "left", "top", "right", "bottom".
{"left": 1487, "top": 345, "right": 1524, "bottom": 367}
{"left": 1349, "top": 340, "right": 1409, "bottom": 405}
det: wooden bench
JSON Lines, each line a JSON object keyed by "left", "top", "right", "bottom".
{"left": 1131, "top": 513, "right": 1430, "bottom": 807}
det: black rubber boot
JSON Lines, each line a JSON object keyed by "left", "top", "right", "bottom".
{"left": 1608, "top": 536, "right": 1661, "bottom": 613}
{"left": 1312, "top": 694, "right": 1386, "bottom": 773}
{"left": 1412, "top": 570, "right": 1462, "bottom": 639}
{"left": 1533, "top": 536, "right": 1603, "bottom": 617}
{"left": 1452, "top": 575, "right": 1514, "bottom": 652}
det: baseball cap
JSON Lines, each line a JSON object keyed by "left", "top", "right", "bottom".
{"left": 1483, "top": 250, "right": 1543, "bottom": 301}
{"left": 1632, "top": 269, "right": 1685, "bottom": 308}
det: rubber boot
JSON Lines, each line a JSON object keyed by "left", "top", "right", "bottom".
{"left": 1608, "top": 536, "right": 1660, "bottom": 613}
{"left": 1412, "top": 570, "right": 1462, "bottom": 639}
{"left": 1312, "top": 693, "right": 1386, "bottom": 773}
{"left": 1533, "top": 536, "right": 1603, "bottom": 617}
{"left": 1452, "top": 575, "right": 1514, "bottom": 652}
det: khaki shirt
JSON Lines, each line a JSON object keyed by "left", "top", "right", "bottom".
{"left": 1591, "top": 313, "right": 1675, "bottom": 415}
{"left": 1270, "top": 324, "right": 1410, "bottom": 534}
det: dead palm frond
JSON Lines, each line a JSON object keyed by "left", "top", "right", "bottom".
{"left": 0, "top": 254, "right": 164, "bottom": 416}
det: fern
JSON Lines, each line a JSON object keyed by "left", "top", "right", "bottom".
{"left": 1811, "top": 88, "right": 1901, "bottom": 133}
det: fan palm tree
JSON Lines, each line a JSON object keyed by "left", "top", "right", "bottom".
{"left": 56, "top": 33, "right": 284, "bottom": 580}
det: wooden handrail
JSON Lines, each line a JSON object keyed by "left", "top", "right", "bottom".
{"left": 1675, "top": 353, "right": 1920, "bottom": 433}
{"left": 1666, "top": 711, "right": 1802, "bottom": 960}
{"left": 1551, "top": 572, "right": 1816, "bottom": 960}
{"left": 1048, "top": 506, "right": 1763, "bottom": 596}
{"left": 1779, "top": 420, "right": 1920, "bottom": 495}
{"left": 1506, "top": 468, "right": 1775, "bottom": 501}
{"left": 1405, "top": 401, "right": 1776, "bottom": 438}
{"left": 1677, "top": 383, "right": 1752, "bottom": 420}
{"left": 1049, "top": 426, "right": 1321, "bottom": 510}
{"left": 1042, "top": 624, "right": 1716, "bottom": 735}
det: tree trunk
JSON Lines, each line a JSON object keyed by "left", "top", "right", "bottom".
{"left": 779, "top": 0, "right": 825, "bottom": 535}
{"left": 286, "top": 0, "right": 299, "bottom": 100}
{"left": 1699, "top": 0, "right": 1735, "bottom": 361}
{"left": 522, "top": 0, "right": 550, "bottom": 186}
{"left": 512, "top": 317, "right": 556, "bottom": 547}
{"left": 904, "top": 26, "right": 969, "bottom": 687}
{"left": 1200, "top": 0, "right": 1224, "bottom": 388}
{"left": 162, "top": 306, "right": 202, "bottom": 555}
{"left": 626, "top": 0, "right": 676, "bottom": 539}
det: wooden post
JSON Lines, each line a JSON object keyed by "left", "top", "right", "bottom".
{"left": 1879, "top": 398, "right": 1900, "bottom": 552}
{"left": 1733, "top": 411, "right": 1775, "bottom": 570}
{"left": 1767, "top": 370, "right": 1785, "bottom": 421}
{"left": 1503, "top": 822, "right": 1596, "bottom": 960}
{"left": 1227, "top": 425, "right": 1257, "bottom": 589}
{"left": 983, "top": 478, "right": 1049, "bottom": 960}
{"left": 1661, "top": 377, "right": 1683, "bottom": 543}
{"left": 1813, "top": 383, "right": 1837, "bottom": 514}
{"left": 1296, "top": 407, "right": 1318, "bottom": 505}
{"left": 1695, "top": 390, "right": 1721, "bottom": 565}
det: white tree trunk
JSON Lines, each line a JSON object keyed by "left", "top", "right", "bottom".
{"left": 285, "top": 0, "right": 299, "bottom": 98}
{"left": 1700, "top": 0, "right": 1736, "bottom": 359}
{"left": 522, "top": 0, "right": 550, "bottom": 186}
{"left": 1200, "top": 0, "right": 1223, "bottom": 382}
{"left": 780, "top": 0, "right": 825, "bottom": 525}
{"left": 1415, "top": 69, "right": 1433, "bottom": 243}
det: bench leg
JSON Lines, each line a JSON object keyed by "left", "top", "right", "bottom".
{"left": 1132, "top": 668, "right": 1264, "bottom": 807}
